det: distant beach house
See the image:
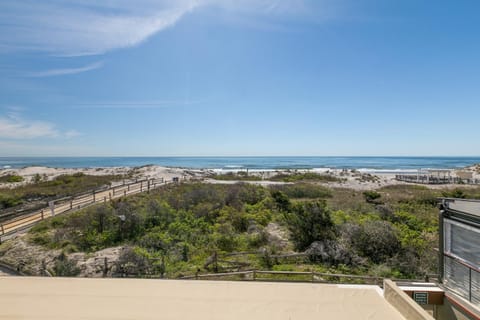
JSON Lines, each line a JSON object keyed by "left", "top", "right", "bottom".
{"left": 396, "top": 169, "right": 479, "bottom": 185}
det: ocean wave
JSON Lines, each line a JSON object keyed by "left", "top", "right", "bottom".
{"left": 311, "top": 168, "right": 333, "bottom": 173}
{"left": 213, "top": 168, "right": 278, "bottom": 173}
{"left": 0, "top": 157, "right": 477, "bottom": 170}
{"left": 355, "top": 168, "right": 457, "bottom": 174}
{"left": 356, "top": 168, "right": 419, "bottom": 174}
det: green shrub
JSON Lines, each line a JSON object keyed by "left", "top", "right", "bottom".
{"left": 212, "top": 172, "right": 262, "bottom": 181}
{"left": 363, "top": 191, "right": 381, "bottom": 203}
{"left": 351, "top": 221, "right": 400, "bottom": 264}
{"left": 30, "top": 233, "right": 52, "bottom": 246}
{"left": 53, "top": 252, "right": 80, "bottom": 277}
{"left": 442, "top": 188, "right": 466, "bottom": 199}
{"left": 0, "top": 193, "right": 23, "bottom": 209}
{"left": 271, "top": 183, "right": 332, "bottom": 199}
{"left": 271, "top": 190, "right": 291, "bottom": 212}
{"left": 271, "top": 172, "right": 342, "bottom": 183}
{"left": 0, "top": 175, "right": 24, "bottom": 183}
{"left": 283, "top": 200, "right": 336, "bottom": 251}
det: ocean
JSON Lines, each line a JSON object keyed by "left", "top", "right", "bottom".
{"left": 0, "top": 157, "right": 479, "bottom": 173}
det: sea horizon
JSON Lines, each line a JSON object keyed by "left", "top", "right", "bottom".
{"left": 1, "top": 156, "right": 479, "bottom": 172}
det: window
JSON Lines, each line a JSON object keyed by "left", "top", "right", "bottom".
{"left": 443, "top": 218, "right": 480, "bottom": 305}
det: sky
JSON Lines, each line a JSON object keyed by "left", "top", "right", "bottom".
{"left": 1, "top": 0, "right": 480, "bottom": 156}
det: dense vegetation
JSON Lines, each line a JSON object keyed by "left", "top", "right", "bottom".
{"left": 211, "top": 171, "right": 344, "bottom": 183}
{"left": 210, "top": 171, "right": 262, "bottom": 181}
{"left": 270, "top": 172, "right": 344, "bottom": 183}
{"left": 26, "top": 182, "right": 480, "bottom": 279}
{"left": 0, "top": 174, "right": 24, "bottom": 183}
{"left": 0, "top": 173, "right": 125, "bottom": 210}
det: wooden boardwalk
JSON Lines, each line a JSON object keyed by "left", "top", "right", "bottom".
{"left": 395, "top": 175, "right": 480, "bottom": 185}
{"left": 0, "top": 177, "right": 172, "bottom": 242}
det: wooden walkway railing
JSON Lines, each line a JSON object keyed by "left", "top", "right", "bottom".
{"left": 180, "top": 270, "right": 428, "bottom": 287}
{"left": 395, "top": 175, "right": 480, "bottom": 185}
{"left": 0, "top": 177, "right": 176, "bottom": 242}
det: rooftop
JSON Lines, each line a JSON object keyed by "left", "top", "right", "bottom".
{"left": 0, "top": 277, "right": 407, "bottom": 320}
{"left": 442, "top": 198, "right": 480, "bottom": 218}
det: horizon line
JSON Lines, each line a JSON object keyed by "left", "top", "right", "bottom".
{"left": 1, "top": 155, "right": 480, "bottom": 158}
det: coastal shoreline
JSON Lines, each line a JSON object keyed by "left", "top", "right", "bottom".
{"left": 1, "top": 164, "right": 479, "bottom": 191}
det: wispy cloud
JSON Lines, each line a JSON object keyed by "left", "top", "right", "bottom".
{"left": 0, "top": 0, "right": 324, "bottom": 56}
{"left": 72, "top": 100, "right": 200, "bottom": 109}
{"left": 27, "top": 61, "right": 103, "bottom": 77}
{"left": 0, "top": 0, "right": 202, "bottom": 56}
{"left": 0, "top": 112, "right": 80, "bottom": 139}
{"left": 65, "top": 130, "right": 82, "bottom": 138}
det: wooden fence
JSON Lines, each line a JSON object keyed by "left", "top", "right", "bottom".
{"left": 180, "top": 270, "right": 431, "bottom": 287}
{"left": 0, "top": 177, "right": 176, "bottom": 241}
{"left": 395, "top": 175, "right": 480, "bottom": 185}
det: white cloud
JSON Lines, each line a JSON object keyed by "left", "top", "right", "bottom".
{"left": 28, "top": 61, "right": 103, "bottom": 77}
{"left": 0, "top": 113, "right": 80, "bottom": 139}
{"left": 0, "top": 0, "right": 320, "bottom": 56}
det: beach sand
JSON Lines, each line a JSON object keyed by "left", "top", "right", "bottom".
{"left": 0, "top": 165, "right": 204, "bottom": 188}
{"left": 1, "top": 165, "right": 479, "bottom": 191}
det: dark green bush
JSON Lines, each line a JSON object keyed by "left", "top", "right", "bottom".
{"left": 271, "top": 183, "right": 332, "bottom": 199}
{"left": 3, "top": 175, "right": 24, "bottom": 183}
{"left": 0, "top": 193, "right": 23, "bottom": 209}
{"left": 271, "top": 172, "right": 342, "bottom": 183}
{"left": 442, "top": 188, "right": 466, "bottom": 199}
{"left": 283, "top": 201, "right": 336, "bottom": 251}
{"left": 363, "top": 191, "right": 381, "bottom": 203}
{"left": 351, "top": 221, "right": 400, "bottom": 264}
{"left": 53, "top": 252, "right": 80, "bottom": 277}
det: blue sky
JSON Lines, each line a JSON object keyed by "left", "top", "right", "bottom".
{"left": 1, "top": 0, "right": 479, "bottom": 156}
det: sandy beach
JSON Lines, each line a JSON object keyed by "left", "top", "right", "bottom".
{"left": 0, "top": 165, "right": 203, "bottom": 188}
{"left": 1, "top": 164, "right": 479, "bottom": 191}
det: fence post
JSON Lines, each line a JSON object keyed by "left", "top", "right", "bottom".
{"left": 93, "top": 191, "right": 96, "bottom": 203}
{"left": 213, "top": 251, "right": 218, "bottom": 273}
{"left": 112, "top": 187, "right": 115, "bottom": 196}
{"left": 109, "top": 193, "right": 112, "bottom": 201}
{"left": 103, "top": 257, "right": 108, "bottom": 278}
{"left": 41, "top": 210, "right": 44, "bottom": 220}
{"left": 311, "top": 270, "right": 315, "bottom": 282}
{"left": 124, "top": 190, "right": 126, "bottom": 197}
{"left": 49, "top": 201, "right": 55, "bottom": 217}
{"left": 128, "top": 184, "right": 130, "bottom": 191}
{"left": 0, "top": 224, "right": 4, "bottom": 235}
{"left": 253, "top": 270, "right": 256, "bottom": 281}
{"left": 104, "top": 196, "right": 107, "bottom": 203}
{"left": 41, "top": 259, "right": 46, "bottom": 276}
{"left": 70, "top": 200, "right": 73, "bottom": 210}
{"left": 469, "top": 268, "right": 472, "bottom": 302}
{"left": 140, "top": 182, "right": 143, "bottom": 192}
